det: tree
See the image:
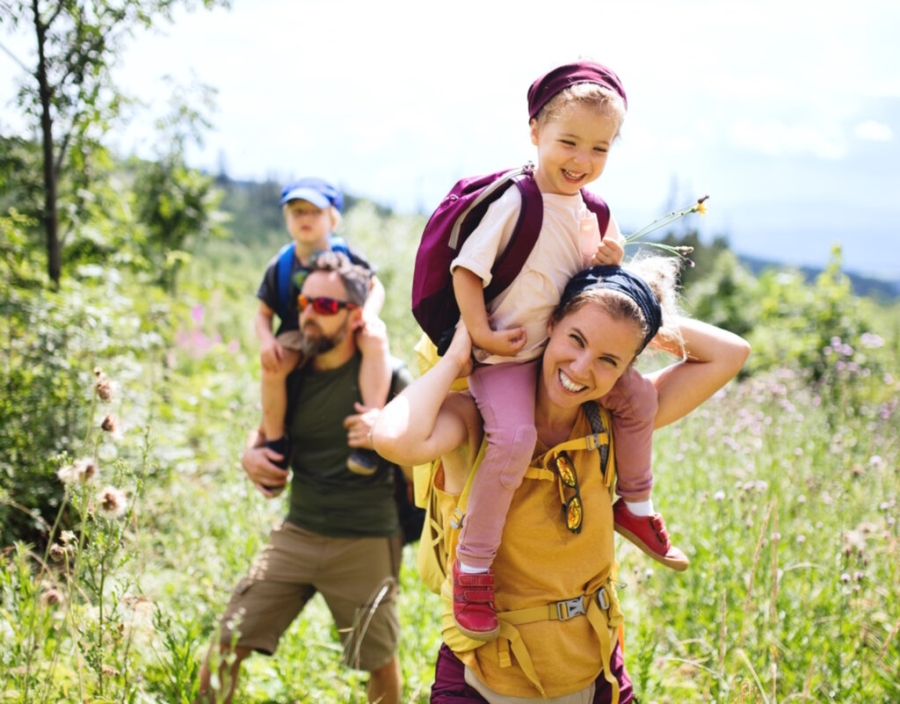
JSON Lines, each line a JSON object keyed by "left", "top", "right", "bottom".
{"left": 0, "top": 0, "right": 229, "bottom": 285}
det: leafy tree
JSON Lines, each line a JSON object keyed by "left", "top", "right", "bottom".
{"left": 131, "top": 77, "right": 227, "bottom": 291}
{"left": 0, "top": 0, "right": 229, "bottom": 285}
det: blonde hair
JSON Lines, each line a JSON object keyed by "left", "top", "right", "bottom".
{"left": 533, "top": 82, "right": 627, "bottom": 139}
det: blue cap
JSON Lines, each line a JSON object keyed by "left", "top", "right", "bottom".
{"left": 280, "top": 177, "right": 343, "bottom": 212}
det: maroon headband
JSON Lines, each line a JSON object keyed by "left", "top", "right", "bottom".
{"left": 527, "top": 61, "right": 627, "bottom": 121}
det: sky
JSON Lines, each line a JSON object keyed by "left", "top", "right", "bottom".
{"left": 2, "top": 0, "right": 899, "bottom": 281}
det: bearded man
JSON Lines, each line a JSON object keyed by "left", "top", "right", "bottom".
{"left": 197, "top": 252, "right": 411, "bottom": 704}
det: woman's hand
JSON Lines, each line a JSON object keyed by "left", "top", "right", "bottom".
{"left": 444, "top": 323, "right": 475, "bottom": 378}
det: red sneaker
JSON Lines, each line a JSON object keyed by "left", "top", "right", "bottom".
{"left": 452, "top": 560, "right": 500, "bottom": 640}
{"left": 613, "top": 500, "right": 689, "bottom": 572}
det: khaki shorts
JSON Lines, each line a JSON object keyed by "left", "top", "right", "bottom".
{"left": 220, "top": 520, "right": 402, "bottom": 672}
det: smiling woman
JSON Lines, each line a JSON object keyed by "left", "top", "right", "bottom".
{"left": 373, "top": 256, "right": 750, "bottom": 702}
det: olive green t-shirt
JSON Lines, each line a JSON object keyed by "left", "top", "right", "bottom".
{"left": 285, "top": 354, "right": 411, "bottom": 537}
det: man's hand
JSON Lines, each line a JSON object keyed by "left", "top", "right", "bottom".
{"left": 241, "top": 444, "right": 289, "bottom": 497}
{"left": 344, "top": 403, "right": 379, "bottom": 448}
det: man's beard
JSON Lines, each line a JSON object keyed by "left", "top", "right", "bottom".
{"left": 298, "top": 318, "right": 349, "bottom": 358}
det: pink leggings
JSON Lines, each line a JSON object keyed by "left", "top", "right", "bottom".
{"left": 458, "top": 362, "right": 658, "bottom": 570}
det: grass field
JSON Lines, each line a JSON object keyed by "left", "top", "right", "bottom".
{"left": 2, "top": 222, "right": 898, "bottom": 702}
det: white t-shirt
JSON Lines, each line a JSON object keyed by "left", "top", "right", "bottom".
{"left": 450, "top": 186, "right": 605, "bottom": 365}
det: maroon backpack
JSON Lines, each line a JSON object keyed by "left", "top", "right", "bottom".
{"left": 411, "top": 163, "right": 610, "bottom": 355}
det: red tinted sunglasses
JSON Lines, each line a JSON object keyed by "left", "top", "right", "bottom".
{"left": 297, "top": 294, "right": 359, "bottom": 316}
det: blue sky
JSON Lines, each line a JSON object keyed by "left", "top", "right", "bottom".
{"left": 2, "top": 0, "right": 898, "bottom": 280}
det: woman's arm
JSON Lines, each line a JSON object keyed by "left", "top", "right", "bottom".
{"left": 372, "top": 326, "right": 477, "bottom": 467}
{"left": 648, "top": 317, "right": 750, "bottom": 429}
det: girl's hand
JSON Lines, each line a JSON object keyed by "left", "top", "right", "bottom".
{"left": 470, "top": 325, "right": 527, "bottom": 358}
{"left": 591, "top": 234, "right": 625, "bottom": 266}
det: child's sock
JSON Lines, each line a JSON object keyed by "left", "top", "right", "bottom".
{"left": 459, "top": 561, "right": 489, "bottom": 575}
{"left": 624, "top": 499, "right": 654, "bottom": 517}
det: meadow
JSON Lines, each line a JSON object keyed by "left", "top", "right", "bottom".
{"left": 1, "top": 201, "right": 898, "bottom": 703}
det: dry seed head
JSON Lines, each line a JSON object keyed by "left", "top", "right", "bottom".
{"left": 97, "top": 486, "right": 127, "bottom": 518}
{"left": 96, "top": 379, "right": 114, "bottom": 402}
{"left": 41, "top": 588, "right": 64, "bottom": 607}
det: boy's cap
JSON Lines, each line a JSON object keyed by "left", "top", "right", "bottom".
{"left": 527, "top": 61, "right": 627, "bottom": 120}
{"left": 280, "top": 178, "right": 344, "bottom": 212}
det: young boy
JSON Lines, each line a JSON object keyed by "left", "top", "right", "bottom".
{"left": 254, "top": 177, "right": 391, "bottom": 477}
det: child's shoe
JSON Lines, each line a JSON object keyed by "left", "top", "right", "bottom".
{"left": 613, "top": 499, "right": 689, "bottom": 572}
{"left": 452, "top": 560, "right": 500, "bottom": 641}
{"left": 347, "top": 448, "right": 379, "bottom": 476}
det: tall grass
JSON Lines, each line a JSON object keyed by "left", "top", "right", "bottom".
{"left": 1, "top": 221, "right": 897, "bottom": 701}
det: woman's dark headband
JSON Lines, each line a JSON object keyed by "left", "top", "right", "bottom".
{"left": 560, "top": 265, "right": 662, "bottom": 354}
{"left": 527, "top": 61, "right": 627, "bottom": 121}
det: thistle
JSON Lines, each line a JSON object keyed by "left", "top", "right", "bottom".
{"left": 624, "top": 195, "right": 709, "bottom": 263}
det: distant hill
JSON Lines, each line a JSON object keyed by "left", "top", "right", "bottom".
{"left": 213, "top": 175, "right": 899, "bottom": 302}
{"left": 738, "top": 254, "right": 900, "bottom": 301}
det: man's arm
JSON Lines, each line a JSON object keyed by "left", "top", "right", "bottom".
{"left": 241, "top": 427, "right": 290, "bottom": 497}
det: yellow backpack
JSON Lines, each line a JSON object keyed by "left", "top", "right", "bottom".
{"left": 413, "top": 400, "right": 610, "bottom": 595}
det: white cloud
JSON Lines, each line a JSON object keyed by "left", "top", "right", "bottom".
{"left": 854, "top": 120, "right": 893, "bottom": 142}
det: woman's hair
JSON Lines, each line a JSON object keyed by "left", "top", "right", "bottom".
{"left": 533, "top": 82, "right": 627, "bottom": 139}
{"left": 551, "top": 254, "right": 683, "bottom": 359}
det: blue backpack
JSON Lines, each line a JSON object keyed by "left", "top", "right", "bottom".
{"left": 411, "top": 164, "right": 610, "bottom": 355}
{"left": 274, "top": 235, "right": 351, "bottom": 323}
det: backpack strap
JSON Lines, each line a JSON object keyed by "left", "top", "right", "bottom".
{"left": 275, "top": 242, "right": 296, "bottom": 322}
{"left": 275, "top": 235, "right": 353, "bottom": 323}
{"left": 483, "top": 166, "right": 543, "bottom": 303}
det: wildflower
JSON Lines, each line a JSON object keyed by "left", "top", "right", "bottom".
{"left": 41, "top": 588, "right": 64, "bottom": 607}
{"left": 796, "top": 535, "right": 806, "bottom": 544}
{"left": 840, "top": 573, "right": 851, "bottom": 584}
{"left": 101, "top": 414, "right": 118, "bottom": 433}
{"left": 713, "top": 490, "right": 726, "bottom": 502}
{"left": 860, "top": 332, "right": 884, "bottom": 349}
{"left": 623, "top": 195, "right": 711, "bottom": 260}
{"left": 97, "top": 486, "right": 127, "bottom": 518}
{"left": 60, "top": 530, "right": 77, "bottom": 545}
{"left": 57, "top": 457, "right": 98, "bottom": 485}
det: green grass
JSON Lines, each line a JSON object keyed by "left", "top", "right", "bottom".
{"left": 1, "top": 229, "right": 898, "bottom": 702}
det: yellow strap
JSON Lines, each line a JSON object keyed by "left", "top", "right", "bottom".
{"left": 490, "top": 581, "right": 624, "bottom": 704}
{"left": 495, "top": 621, "right": 547, "bottom": 698}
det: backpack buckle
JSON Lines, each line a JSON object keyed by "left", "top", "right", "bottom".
{"left": 596, "top": 587, "right": 610, "bottom": 611}
{"left": 555, "top": 597, "right": 586, "bottom": 621}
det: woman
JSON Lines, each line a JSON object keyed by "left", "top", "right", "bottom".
{"left": 374, "top": 259, "right": 750, "bottom": 703}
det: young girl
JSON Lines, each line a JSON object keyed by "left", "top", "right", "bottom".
{"left": 255, "top": 178, "right": 391, "bottom": 479}
{"left": 446, "top": 61, "right": 687, "bottom": 639}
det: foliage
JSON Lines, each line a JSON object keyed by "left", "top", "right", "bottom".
{"left": 0, "top": 0, "right": 230, "bottom": 283}
{"left": 1, "top": 194, "right": 898, "bottom": 701}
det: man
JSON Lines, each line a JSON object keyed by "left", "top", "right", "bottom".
{"left": 197, "top": 252, "right": 411, "bottom": 704}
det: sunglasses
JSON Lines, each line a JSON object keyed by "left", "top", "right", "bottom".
{"left": 549, "top": 451, "right": 583, "bottom": 534}
{"left": 297, "top": 294, "right": 359, "bottom": 316}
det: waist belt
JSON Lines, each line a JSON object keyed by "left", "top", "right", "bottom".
{"left": 489, "top": 581, "right": 624, "bottom": 704}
